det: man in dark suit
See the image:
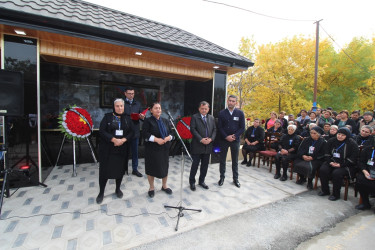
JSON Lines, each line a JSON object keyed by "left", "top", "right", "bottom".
{"left": 124, "top": 87, "right": 144, "bottom": 177}
{"left": 189, "top": 101, "right": 217, "bottom": 191}
{"left": 217, "top": 95, "right": 245, "bottom": 188}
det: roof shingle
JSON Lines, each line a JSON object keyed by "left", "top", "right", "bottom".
{"left": 0, "top": 0, "right": 253, "bottom": 67}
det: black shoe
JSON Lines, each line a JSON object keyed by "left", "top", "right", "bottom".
{"left": 296, "top": 178, "right": 306, "bottom": 185}
{"left": 132, "top": 170, "right": 143, "bottom": 177}
{"left": 318, "top": 191, "right": 330, "bottom": 196}
{"left": 246, "top": 161, "right": 252, "bottom": 167}
{"left": 241, "top": 160, "right": 247, "bottom": 165}
{"left": 190, "top": 183, "right": 196, "bottom": 191}
{"left": 161, "top": 187, "right": 173, "bottom": 194}
{"left": 199, "top": 182, "right": 209, "bottom": 189}
{"left": 115, "top": 189, "right": 123, "bottom": 198}
{"left": 280, "top": 175, "right": 287, "bottom": 181}
{"left": 307, "top": 182, "right": 313, "bottom": 190}
{"left": 218, "top": 178, "right": 224, "bottom": 186}
{"left": 274, "top": 173, "right": 281, "bottom": 179}
{"left": 328, "top": 195, "right": 339, "bottom": 201}
{"left": 96, "top": 193, "right": 104, "bottom": 204}
{"left": 233, "top": 180, "right": 241, "bottom": 188}
{"left": 355, "top": 203, "right": 371, "bottom": 210}
{"left": 148, "top": 190, "right": 155, "bottom": 198}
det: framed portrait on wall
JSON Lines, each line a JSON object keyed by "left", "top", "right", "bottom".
{"left": 100, "top": 81, "right": 160, "bottom": 109}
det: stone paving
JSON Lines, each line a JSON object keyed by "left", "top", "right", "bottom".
{"left": 0, "top": 156, "right": 307, "bottom": 249}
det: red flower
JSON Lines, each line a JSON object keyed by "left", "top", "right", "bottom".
{"left": 246, "top": 118, "right": 251, "bottom": 121}
{"left": 60, "top": 106, "right": 93, "bottom": 140}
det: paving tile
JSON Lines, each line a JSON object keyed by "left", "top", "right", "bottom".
{"left": 12, "top": 233, "right": 27, "bottom": 247}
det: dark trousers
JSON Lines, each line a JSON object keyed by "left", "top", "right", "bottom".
{"left": 320, "top": 162, "right": 348, "bottom": 197}
{"left": 275, "top": 154, "right": 295, "bottom": 176}
{"left": 356, "top": 173, "right": 375, "bottom": 206}
{"left": 189, "top": 153, "right": 210, "bottom": 184}
{"left": 219, "top": 140, "right": 240, "bottom": 180}
{"left": 129, "top": 137, "right": 139, "bottom": 171}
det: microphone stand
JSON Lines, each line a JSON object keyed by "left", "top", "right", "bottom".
{"left": 165, "top": 111, "right": 201, "bottom": 231}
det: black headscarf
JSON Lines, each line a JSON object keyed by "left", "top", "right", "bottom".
{"left": 337, "top": 127, "right": 351, "bottom": 141}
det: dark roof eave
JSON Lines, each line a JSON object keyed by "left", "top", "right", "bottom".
{"left": 0, "top": 10, "right": 254, "bottom": 69}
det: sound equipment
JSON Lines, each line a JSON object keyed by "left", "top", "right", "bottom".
{"left": 0, "top": 70, "right": 24, "bottom": 117}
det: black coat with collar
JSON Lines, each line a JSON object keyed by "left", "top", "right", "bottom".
{"left": 190, "top": 113, "right": 217, "bottom": 155}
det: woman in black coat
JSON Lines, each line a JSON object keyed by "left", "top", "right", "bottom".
{"left": 355, "top": 144, "right": 375, "bottom": 210}
{"left": 293, "top": 126, "right": 326, "bottom": 190}
{"left": 241, "top": 118, "right": 265, "bottom": 166}
{"left": 354, "top": 125, "right": 374, "bottom": 149}
{"left": 318, "top": 127, "right": 359, "bottom": 201}
{"left": 142, "top": 103, "right": 174, "bottom": 198}
{"left": 274, "top": 124, "right": 301, "bottom": 181}
{"left": 97, "top": 98, "right": 134, "bottom": 204}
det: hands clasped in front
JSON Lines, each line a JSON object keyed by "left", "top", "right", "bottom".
{"left": 111, "top": 138, "right": 127, "bottom": 147}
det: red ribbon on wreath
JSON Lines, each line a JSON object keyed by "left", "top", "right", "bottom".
{"left": 176, "top": 116, "right": 192, "bottom": 140}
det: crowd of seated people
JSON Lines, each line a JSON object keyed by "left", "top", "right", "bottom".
{"left": 243, "top": 109, "right": 375, "bottom": 211}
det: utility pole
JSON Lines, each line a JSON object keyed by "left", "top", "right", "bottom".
{"left": 313, "top": 19, "right": 323, "bottom": 110}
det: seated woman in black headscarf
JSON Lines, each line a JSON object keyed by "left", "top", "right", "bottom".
{"left": 274, "top": 124, "right": 301, "bottom": 181}
{"left": 318, "top": 127, "right": 359, "bottom": 201}
{"left": 354, "top": 125, "right": 374, "bottom": 149}
{"left": 355, "top": 144, "right": 375, "bottom": 210}
{"left": 241, "top": 118, "right": 265, "bottom": 167}
{"left": 97, "top": 98, "right": 134, "bottom": 204}
{"left": 142, "top": 103, "right": 174, "bottom": 198}
{"left": 294, "top": 126, "right": 326, "bottom": 190}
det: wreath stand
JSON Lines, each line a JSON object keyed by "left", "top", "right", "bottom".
{"left": 55, "top": 135, "right": 97, "bottom": 177}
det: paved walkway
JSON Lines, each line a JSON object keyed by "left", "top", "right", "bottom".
{"left": 0, "top": 156, "right": 366, "bottom": 249}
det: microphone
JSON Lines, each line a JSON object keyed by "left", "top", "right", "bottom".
{"left": 166, "top": 111, "right": 174, "bottom": 122}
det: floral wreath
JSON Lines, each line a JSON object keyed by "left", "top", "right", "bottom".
{"left": 58, "top": 106, "right": 93, "bottom": 141}
{"left": 176, "top": 116, "right": 192, "bottom": 142}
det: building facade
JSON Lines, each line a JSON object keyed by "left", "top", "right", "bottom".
{"left": 0, "top": 0, "right": 253, "bottom": 183}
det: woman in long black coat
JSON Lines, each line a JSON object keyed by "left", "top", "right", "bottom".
{"left": 294, "top": 126, "right": 326, "bottom": 190}
{"left": 318, "top": 127, "right": 359, "bottom": 201}
{"left": 142, "top": 103, "right": 174, "bottom": 198}
{"left": 97, "top": 98, "right": 134, "bottom": 204}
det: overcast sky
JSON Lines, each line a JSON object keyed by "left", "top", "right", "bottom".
{"left": 85, "top": 0, "right": 374, "bottom": 54}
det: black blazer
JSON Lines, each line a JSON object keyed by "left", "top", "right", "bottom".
{"left": 190, "top": 113, "right": 217, "bottom": 155}
{"left": 142, "top": 116, "right": 173, "bottom": 152}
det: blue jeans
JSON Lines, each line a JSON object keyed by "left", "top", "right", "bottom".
{"left": 219, "top": 140, "right": 240, "bottom": 180}
{"left": 129, "top": 138, "right": 139, "bottom": 171}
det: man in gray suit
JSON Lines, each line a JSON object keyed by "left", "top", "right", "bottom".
{"left": 189, "top": 101, "right": 217, "bottom": 191}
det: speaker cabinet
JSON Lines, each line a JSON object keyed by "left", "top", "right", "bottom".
{"left": 0, "top": 70, "right": 24, "bottom": 117}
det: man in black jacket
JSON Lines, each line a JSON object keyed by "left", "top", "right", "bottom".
{"left": 217, "top": 95, "right": 245, "bottom": 188}
{"left": 124, "top": 87, "right": 144, "bottom": 177}
{"left": 189, "top": 101, "right": 217, "bottom": 191}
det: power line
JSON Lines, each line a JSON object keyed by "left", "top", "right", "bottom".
{"left": 202, "top": 0, "right": 317, "bottom": 22}
{"left": 320, "top": 24, "right": 374, "bottom": 77}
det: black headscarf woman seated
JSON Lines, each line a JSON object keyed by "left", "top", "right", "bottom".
{"left": 97, "top": 98, "right": 135, "bottom": 204}
{"left": 293, "top": 126, "right": 326, "bottom": 190}
{"left": 318, "top": 127, "right": 359, "bottom": 201}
